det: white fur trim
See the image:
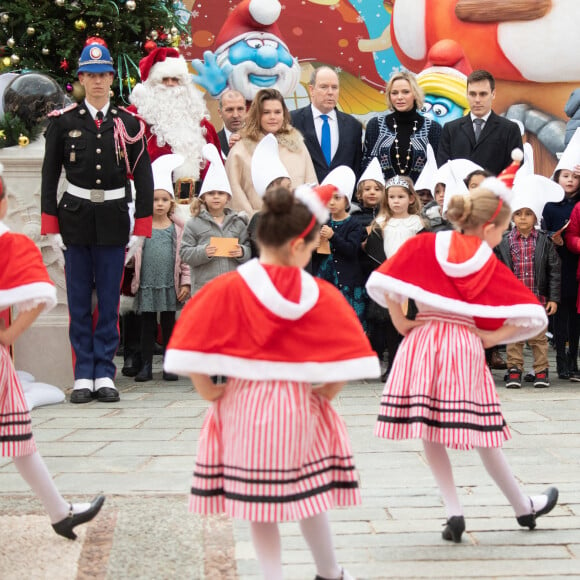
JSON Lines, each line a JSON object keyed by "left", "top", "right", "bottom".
{"left": 366, "top": 271, "right": 547, "bottom": 344}
{"left": 238, "top": 259, "right": 319, "bottom": 319}
{"left": 0, "top": 283, "right": 57, "bottom": 312}
{"left": 0, "top": 222, "right": 9, "bottom": 236}
{"left": 164, "top": 349, "right": 380, "bottom": 381}
{"left": 294, "top": 184, "right": 329, "bottom": 223}
{"left": 435, "top": 230, "right": 492, "bottom": 278}
{"left": 249, "top": 0, "right": 281, "bottom": 26}
{"left": 146, "top": 56, "right": 189, "bottom": 85}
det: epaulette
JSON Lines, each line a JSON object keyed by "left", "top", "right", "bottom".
{"left": 117, "top": 105, "right": 147, "bottom": 124}
{"left": 48, "top": 103, "right": 78, "bottom": 117}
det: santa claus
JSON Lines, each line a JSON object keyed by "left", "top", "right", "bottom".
{"left": 129, "top": 47, "right": 222, "bottom": 190}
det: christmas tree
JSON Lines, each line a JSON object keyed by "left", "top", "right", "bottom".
{"left": 0, "top": 1, "right": 192, "bottom": 102}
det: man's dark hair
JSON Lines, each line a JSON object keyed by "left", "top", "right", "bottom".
{"left": 467, "top": 70, "right": 495, "bottom": 91}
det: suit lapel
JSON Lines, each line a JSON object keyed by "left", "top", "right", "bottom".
{"left": 460, "top": 115, "right": 476, "bottom": 147}
{"left": 303, "top": 107, "right": 327, "bottom": 167}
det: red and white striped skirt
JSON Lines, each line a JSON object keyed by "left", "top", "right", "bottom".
{"left": 375, "top": 313, "right": 511, "bottom": 450}
{"left": 0, "top": 345, "right": 36, "bottom": 457}
{"left": 190, "top": 378, "right": 361, "bottom": 522}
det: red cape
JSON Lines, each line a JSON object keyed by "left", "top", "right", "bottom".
{"left": 0, "top": 226, "right": 56, "bottom": 311}
{"left": 366, "top": 231, "right": 547, "bottom": 343}
{"left": 165, "top": 260, "right": 379, "bottom": 382}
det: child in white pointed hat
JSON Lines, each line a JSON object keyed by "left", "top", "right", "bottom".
{"left": 351, "top": 157, "right": 385, "bottom": 229}
{"left": 130, "top": 153, "right": 191, "bottom": 382}
{"left": 544, "top": 128, "right": 580, "bottom": 380}
{"left": 180, "top": 144, "right": 251, "bottom": 298}
{"left": 316, "top": 166, "right": 368, "bottom": 326}
{"left": 495, "top": 173, "right": 564, "bottom": 388}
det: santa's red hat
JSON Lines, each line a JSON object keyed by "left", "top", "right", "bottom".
{"left": 139, "top": 47, "right": 189, "bottom": 84}
{"left": 481, "top": 149, "right": 524, "bottom": 205}
{"left": 214, "top": 0, "right": 286, "bottom": 52}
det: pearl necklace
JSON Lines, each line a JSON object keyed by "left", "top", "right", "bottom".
{"left": 393, "top": 119, "right": 418, "bottom": 175}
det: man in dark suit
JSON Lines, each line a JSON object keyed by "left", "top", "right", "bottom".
{"left": 291, "top": 66, "right": 362, "bottom": 185}
{"left": 217, "top": 89, "right": 247, "bottom": 157}
{"left": 41, "top": 43, "right": 153, "bottom": 403}
{"left": 437, "top": 69, "right": 522, "bottom": 176}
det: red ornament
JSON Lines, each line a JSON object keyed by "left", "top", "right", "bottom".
{"left": 85, "top": 36, "right": 107, "bottom": 47}
{"left": 60, "top": 59, "right": 69, "bottom": 71}
{"left": 144, "top": 40, "right": 157, "bottom": 54}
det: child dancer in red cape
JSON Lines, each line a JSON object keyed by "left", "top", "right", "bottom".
{"left": 0, "top": 175, "right": 104, "bottom": 539}
{"left": 165, "top": 183, "right": 379, "bottom": 579}
{"left": 366, "top": 152, "right": 559, "bottom": 543}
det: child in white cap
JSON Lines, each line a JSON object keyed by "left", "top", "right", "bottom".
{"left": 496, "top": 174, "right": 564, "bottom": 388}
{"left": 131, "top": 154, "right": 191, "bottom": 382}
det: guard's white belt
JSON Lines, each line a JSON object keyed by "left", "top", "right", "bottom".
{"left": 67, "top": 184, "right": 126, "bottom": 202}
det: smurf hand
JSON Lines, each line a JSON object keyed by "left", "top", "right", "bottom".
{"left": 191, "top": 51, "right": 232, "bottom": 97}
{"left": 125, "top": 235, "right": 144, "bottom": 265}
{"left": 48, "top": 234, "right": 66, "bottom": 268}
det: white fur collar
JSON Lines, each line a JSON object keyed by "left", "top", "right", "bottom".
{"left": 238, "top": 259, "right": 319, "bottom": 320}
{"left": 435, "top": 230, "right": 492, "bottom": 278}
{"left": 0, "top": 221, "right": 9, "bottom": 237}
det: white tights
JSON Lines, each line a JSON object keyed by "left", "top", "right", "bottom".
{"left": 13, "top": 452, "right": 90, "bottom": 523}
{"left": 422, "top": 441, "right": 547, "bottom": 518}
{"left": 250, "top": 512, "right": 341, "bottom": 579}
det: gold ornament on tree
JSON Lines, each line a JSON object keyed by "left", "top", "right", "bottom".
{"left": 74, "top": 19, "right": 87, "bottom": 31}
{"left": 55, "top": 0, "right": 65, "bottom": 5}
{"left": 126, "top": 0, "right": 136, "bottom": 11}
{"left": 2, "top": 57, "right": 10, "bottom": 67}
{"left": 96, "top": 20, "right": 103, "bottom": 29}
{"left": 18, "top": 134, "right": 30, "bottom": 148}
{"left": 26, "top": 26, "right": 36, "bottom": 36}
{"left": 42, "top": 47, "right": 50, "bottom": 55}
{"left": 0, "top": 13, "right": 9, "bottom": 24}
{"left": 7, "top": 37, "right": 15, "bottom": 48}
{"left": 10, "top": 54, "right": 20, "bottom": 65}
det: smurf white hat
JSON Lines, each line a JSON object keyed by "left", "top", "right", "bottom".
{"left": 357, "top": 157, "right": 385, "bottom": 188}
{"left": 152, "top": 154, "right": 185, "bottom": 196}
{"left": 435, "top": 159, "right": 481, "bottom": 213}
{"left": 251, "top": 133, "right": 291, "bottom": 197}
{"left": 414, "top": 143, "right": 438, "bottom": 193}
{"left": 199, "top": 144, "right": 232, "bottom": 197}
{"left": 510, "top": 174, "right": 564, "bottom": 223}
{"left": 554, "top": 127, "right": 580, "bottom": 173}
{"left": 322, "top": 165, "right": 356, "bottom": 202}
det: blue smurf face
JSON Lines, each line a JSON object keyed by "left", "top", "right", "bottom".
{"left": 421, "top": 95, "right": 464, "bottom": 126}
{"left": 228, "top": 36, "right": 294, "bottom": 88}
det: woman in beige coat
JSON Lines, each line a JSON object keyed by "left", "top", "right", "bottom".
{"left": 225, "top": 88, "right": 317, "bottom": 215}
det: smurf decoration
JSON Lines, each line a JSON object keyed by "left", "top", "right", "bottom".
{"left": 417, "top": 40, "right": 472, "bottom": 126}
{"left": 191, "top": 0, "right": 300, "bottom": 101}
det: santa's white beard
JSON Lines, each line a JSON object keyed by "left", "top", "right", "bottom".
{"left": 130, "top": 82, "right": 207, "bottom": 179}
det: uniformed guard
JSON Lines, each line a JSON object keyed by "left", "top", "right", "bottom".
{"left": 41, "top": 42, "right": 154, "bottom": 404}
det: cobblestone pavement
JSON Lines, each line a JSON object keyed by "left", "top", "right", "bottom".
{"left": 1, "top": 351, "right": 579, "bottom": 579}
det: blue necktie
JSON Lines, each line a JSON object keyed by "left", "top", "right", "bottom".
{"left": 320, "top": 114, "right": 331, "bottom": 165}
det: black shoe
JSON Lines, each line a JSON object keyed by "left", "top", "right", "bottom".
{"left": 70, "top": 389, "right": 94, "bottom": 404}
{"left": 505, "top": 367, "right": 522, "bottom": 389}
{"left": 121, "top": 361, "right": 139, "bottom": 377}
{"left": 135, "top": 362, "right": 153, "bottom": 382}
{"left": 96, "top": 387, "right": 120, "bottom": 402}
{"left": 558, "top": 370, "right": 570, "bottom": 380}
{"left": 52, "top": 495, "right": 105, "bottom": 540}
{"left": 569, "top": 372, "right": 580, "bottom": 382}
{"left": 523, "top": 372, "right": 535, "bottom": 383}
{"left": 442, "top": 515, "right": 465, "bottom": 543}
{"left": 517, "top": 487, "right": 559, "bottom": 529}
{"left": 533, "top": 369, "right": 550, "bottom": 388}
{"left": 162, "top": 371, "right": 178, "bottom": 381}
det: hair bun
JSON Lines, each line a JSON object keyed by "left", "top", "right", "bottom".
{"left": 262, "top": 186, "right": 295, "bottom": 216}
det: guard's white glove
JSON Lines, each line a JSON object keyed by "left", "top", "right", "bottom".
{"left": 48, "top": 234, "right": 66, "bottom": 268}
{"left": 125, "top": 235, "right": 145, "bottom": 265}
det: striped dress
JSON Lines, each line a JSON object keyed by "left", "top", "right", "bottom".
{"left": 0, "top": 222, "right": 57, "bottom": 457}
{"left": 366, "top": 231, "right": 549, "bottom": 451}
{"left": 0, "top": 345, "right": 36, "bottom": 456}
{"left": 375, "top": 312, "right": 511, "bottom": 449}
{"left": 165, "top": 259, "right": 380, "bottom": 522}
